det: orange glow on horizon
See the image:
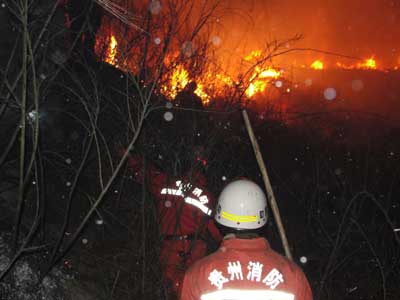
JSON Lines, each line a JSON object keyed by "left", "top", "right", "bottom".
{"left": 335, "top": 57, "right": 378, "bottom": 70}
{"left": 357, "top": 57, "right": 377, "bottom": 69}
{"left": 311, "top": 60, "right": 324, "bottom": 70}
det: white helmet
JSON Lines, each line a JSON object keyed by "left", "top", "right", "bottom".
{"left": 215, "top": 179, "right": 267, "bottom": 230}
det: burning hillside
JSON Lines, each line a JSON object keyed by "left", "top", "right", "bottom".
{"left": 95, "top": 28, "right": 390, "bottom": 105}
{"left": 94, "top": 17, "right": 284, "bottom": 104}
{"left": 92, "top": 0, "right": 399, "bottom": 106}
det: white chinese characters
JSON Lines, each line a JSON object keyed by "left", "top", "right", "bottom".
{"left": 227, "top": 261, "right": 243, "bottom": 280}
{"left": 247, "top": 261, "right": 264, "bottom": 282}
{"left": 263, "top": 268, "right": 284, "bottom": 289}
{"left": 209, "top": 269, "right": 229, "bottom": 290}
{"left": 160, "top": 180, "right": 212, "bottom": 215}
{"left": 208, "top": 261, "right": 285, "bottom": 290}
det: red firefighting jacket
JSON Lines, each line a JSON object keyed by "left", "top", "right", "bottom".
{"left": 125, "top": 153, "right": 222, "bottom": 241}
{"left": 180, "top": 236, "right": 313, "bottom": 300}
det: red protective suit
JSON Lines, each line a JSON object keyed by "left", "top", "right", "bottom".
{"left": 124, "top": 153, "right": 222, "bottom": 298}
{"left": 180, "top": 236, "right": 313, "bottom": 300}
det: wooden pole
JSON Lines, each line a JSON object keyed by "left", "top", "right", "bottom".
{"left": 242, "top": 110, "right": 293, "bottom": 260}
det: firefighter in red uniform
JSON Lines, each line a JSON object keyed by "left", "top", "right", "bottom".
{"left": 180, "top": 179, "right": 313, "bottom": 300}
{"left": 123, "top": 151, "right": 222, "bottom": 299}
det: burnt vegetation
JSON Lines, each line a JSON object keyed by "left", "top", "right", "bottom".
{"left": 0, "top": 1, "right": 399, "bottom": 299}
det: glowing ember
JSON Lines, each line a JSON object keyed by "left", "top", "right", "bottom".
{"left": 335, "top": 62, "right": 345, "bottom": 68}
{"left": 216, "top": 73, "right": 234, "bottom": 87}
{"left": 335, "top": 57, "right": 378, "bottom": 70}
{"left": 246, "top": 81, "right": 265, "bottom": 98}
{"left": 194, "top": 83, "right": 211, "bottom": 104}
{"left": 357, "top": 57, "right": 377, "bottom": 69}
{"left": 259, "top": 68, "right": 281, "bottom": 78}
{"left": 244, "top": 50, "right": 262, "bottom": 61}
{"left": 311, "top": 60, "right": 324, "bottom": 70}
{"left": 105, "top": 35, "right": 118, "bottom": 66}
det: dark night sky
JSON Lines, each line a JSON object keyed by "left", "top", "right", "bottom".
{"left": 214, "top": 0, "right": 400, "bottom": 68}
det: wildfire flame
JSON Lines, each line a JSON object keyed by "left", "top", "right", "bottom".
{"left": 311, "top": 60, "right": 324, "bottom": 70}
{"left": 244, "top": 50, "right": 262, "bottom": 61}
{"left": 95, "top": 27, "right": 385, "bottom": 105}
{"left": 241, "top": 49, "right": 281, "bottom": 98}
{"left": 357, "top": 57, "right": 377, "bottom": 69}
{"left": 245, "top": 66, "right": 281, "bottom": 98}
{"left": 160, "top": 50, "right": 281, "bottom": 103}
{"left": 162, "top": 65, "right": 189, "bottom": 99}
{"left": 335, "top": 57, "right": 377, "bottom": 70}
{"left": 161, "top": 65, "right": 212, "bottom": 104}
{"left": 194, "top": 83, "right": 211, "bottom": 104}
{"left": 105, "top": 35, "right": 118, "bottom": 66}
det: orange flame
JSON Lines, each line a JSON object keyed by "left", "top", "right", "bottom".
{"left": 245, "top": 66, "right": 280, "bottom": 98}
{"left": 244, "top": 50, "right": 262, "bottom": 61}
{"left": 95, "top": 18, "right": 389, "bottom": 106}
{"left": 311, "top": 60, "right": 324, "bottom": 70}
{"left": 162, "top": 65, "right": 189, "bottom": 99}
{"left": 335, "top": 62, "right": 345, "bottom": 69}
{"left": 335, "top": 57, "right": 378, "bottom": 70}
{"left": 160, "top": 54, "right": 281, "bottom": 103}
{"left": 160, "top": 62, "right": 215, "bottom": 104}
{"left": 357, "top": 57, "right": 377, "bottom": 69}
{"left": 194, "top": 83, "right": 211, "bottom": 104}
{"left": 105, "top": 35, "right": 118, "bottom": 66}
{"left": 259, "top": 68, "right": 281, "bottom": 78}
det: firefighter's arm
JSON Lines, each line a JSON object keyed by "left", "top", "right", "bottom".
{"left": 206, "top": 219, "right": 223, "bottom": 244}
{"left": 180, "top": 268, "right": 198, "bottom": 300}
{"left": 118, "top": 148, "right": 145, "bottom": 182}
{"left": 118, "top": 148, "right": 167, "bottom": 196}
{"left": 295, "top": 268, "right": 313, "bottom": 300}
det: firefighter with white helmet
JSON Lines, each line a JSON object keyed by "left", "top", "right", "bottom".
{"left": 180, "top": 178, "right": 312, "bottom": 300}
{"left": 215, "top": 179, "right": 268, "bottom": 230}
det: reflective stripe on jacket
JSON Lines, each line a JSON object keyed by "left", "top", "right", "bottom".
{"left": 180, "top": 237, "right": 313, "bottom": 300}
{"left": 125, "top": 153, "right": 221, "bottom": 241}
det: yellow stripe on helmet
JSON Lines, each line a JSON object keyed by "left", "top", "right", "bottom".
{"left": 221, "top": 211, "right": 257, "bottom": 223}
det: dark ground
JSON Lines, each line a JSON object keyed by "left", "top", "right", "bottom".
{"left": 1, "top": 63, "right": 400, "bottom": 299}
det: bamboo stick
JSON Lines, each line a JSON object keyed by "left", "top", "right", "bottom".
{"left": 242, "top": 110, "right": 293, "bottom": 260}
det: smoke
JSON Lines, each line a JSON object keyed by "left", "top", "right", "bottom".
{"left": 216, "top": 0, "right": 400, "bottom": 68}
